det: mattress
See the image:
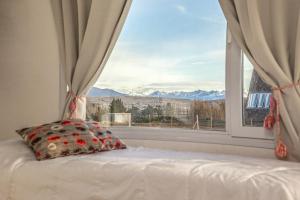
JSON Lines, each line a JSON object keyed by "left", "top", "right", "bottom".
{"left": 1, "top": 139, "right": 300, "bottom": 200}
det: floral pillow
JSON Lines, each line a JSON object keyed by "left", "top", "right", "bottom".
{"left": 86, "top": 121, "right": 126, "bottom": 150}
{"left": 16, "top": 119, "right": 102, "bottom": 160}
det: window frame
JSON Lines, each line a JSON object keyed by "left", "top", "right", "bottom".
{"left": 226, "top": 30, "right": 273, "bottom": 139}
{"left": 99, "top": 28, "right": 275, "bottom": 149}
{"left": 111, "top": 126, "right": 274, "bottom": 149}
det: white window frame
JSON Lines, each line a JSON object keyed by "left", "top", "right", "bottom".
{"left": 226, "top": 30, "right": 273, "bottom": 139}
{"left": 106, "top": 28, "right": 274, "bottom": 149}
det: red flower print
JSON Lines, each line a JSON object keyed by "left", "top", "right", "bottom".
{"left": 28, "top": 133, "right": 36, "bottom": 140}
{"left": 35, "top": 151, "right": 41, "bottom": 157}
{"left": 99, "top": 138, "right": 105, "bottom": 144}
{"left": 48, "top": 136, "right": 61, "bottom": 141}
{"left": 64, "top": 141, "right": 68, "bottom": 145}
{"left": 61, "top": 120, "right": 72, "bottom": 125}
{"left": 76, "top": 139, "right": 86, "bottom": 146}
{"left": 92, "top": 137, "right": 99, "bottom": 144}
{"left": 115, "top": 140, "right": 121, "bottom": 148}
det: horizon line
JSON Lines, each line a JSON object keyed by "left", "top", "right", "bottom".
{"left": 91, "top": 86, "right": 226, "bottom": 94}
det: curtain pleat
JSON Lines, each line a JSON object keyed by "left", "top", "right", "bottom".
{"left": 51, "top": 0, "right": 132, "bottom": 120}
{"left": 220, "top": 0, "right": 300, "bottom": 161}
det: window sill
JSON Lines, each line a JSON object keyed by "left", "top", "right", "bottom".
{"left": 110, "top": 126, "right": 274, "bottom": 149}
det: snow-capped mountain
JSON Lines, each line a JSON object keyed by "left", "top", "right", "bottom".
{"left": 88, "top": 88, "right": 127, "bottom": 97}
{"left": 148, "top": 90, "right": 225, "bottom": 100}
{"left": 88, "top": 87, "right": 225, "bottom": 100}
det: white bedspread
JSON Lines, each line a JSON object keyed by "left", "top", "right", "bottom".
{"left": 1, "top": 139, "right": 300, "bottom": 200}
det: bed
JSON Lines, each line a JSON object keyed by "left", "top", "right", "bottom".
{"left": 1, "top": 139, "right": 300, "bottom": 200}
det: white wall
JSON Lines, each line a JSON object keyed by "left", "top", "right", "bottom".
{"left": 0, "top": 0, "right": 61, "bottom": 140}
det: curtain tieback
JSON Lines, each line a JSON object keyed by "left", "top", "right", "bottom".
{"left": 263, "top": 81, "right": 300, "bottom": 160}
{"left": 67, "top": 91, "right": 84, "bottom": 119}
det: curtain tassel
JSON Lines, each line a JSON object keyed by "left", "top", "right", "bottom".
{"left": 69, "top": 98, "right": 77, "bottom": 115}
{"left": 275, "top": 140, "right": 288, "bottom": 159}
{"left": 263, "top": 95, "right": 276, "bottom": 129}
{"left": 263, "top": 92, "right": 288, "bottom": 159}
{"left": 264, "top": 87, "right": 290, "bottom": 160}
{"left": 67, "top": 91, "right": 82, "bottom": 119}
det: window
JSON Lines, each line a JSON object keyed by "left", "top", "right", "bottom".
{"left": 227, "top": 42, "right": 273, "bottom": 139}
{"left": 242, "top": 54, "right": 271, "bottom": 127}
{"left": 87, "top": 0, "right": 227, "bottom": 132}
{"left": 86, "top": 0, "right": 273, "bottom": 142}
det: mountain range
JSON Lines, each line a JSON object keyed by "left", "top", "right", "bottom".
{"left": 88, "top": 88, "right": 126, "bottom": 97}
{"left": 88, "top": 87, "right": 225, "bottom": 100}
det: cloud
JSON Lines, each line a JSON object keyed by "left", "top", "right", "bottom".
{"left": 93, "top": 0, "right": 229, "bottom": 93}
{"left": 95, "top": 46, "right": 187, "bottom": 91}
{"left": 98, "top": 54, "right": 185, "bottom": 88}
{"left": 95, "top": 38, "right": 226, "bottom": 92}
{"left": 144, "top": 81, "right": 224, "bottom": 91}
{"left": 95, "top": 49, "right": 225, "bottom": 92}
{"left": 175, "top": 4, "right": 187, "bottom": 14}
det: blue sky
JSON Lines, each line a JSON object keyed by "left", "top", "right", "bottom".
{"left": 95, "top": 0, "right": 228, "bottom": 94}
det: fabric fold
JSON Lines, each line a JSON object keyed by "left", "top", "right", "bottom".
{"left": 219, "top": 0, "right": 300, "bottom": 161}
{"left": 51, "top": 0, "right": 132, "bottom": 119}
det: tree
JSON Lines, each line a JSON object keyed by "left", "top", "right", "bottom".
{"left": 165, "top": 102, "right": 174, "bottom": 117}
{"left": 127, "top": 106, "right": 141, "bottom": 122}
{"left": 191, "top": 100, "right": 225, "bottom": 129}
{"left": 154, "top": 105, "right": 163, "bottom": 119}
{"left": 109, "top": 98, "right": 127, "bottom": 113}
{"left": 141, "top": 105, "right": 155, "bottom": 119}
{"left": 94, "top": 106, "right": 108, "bottom": 121}
{"left": 86, "top": 103, "right": 107, "bottom": 121}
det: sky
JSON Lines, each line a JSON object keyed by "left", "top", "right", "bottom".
{"left": 95, "top": 0, "right": 229, "bottom": 94}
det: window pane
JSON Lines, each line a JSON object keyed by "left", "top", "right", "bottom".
{"left": 242, "top": 54, "right": 271, "bottom": 127}
{"left": 87, "top": 0, "right": 227, "bottom": 131}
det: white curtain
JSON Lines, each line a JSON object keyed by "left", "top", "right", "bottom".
{"left": 51, "top": 0, "right": 132, "bottom": 119}
{"left": 219, "top": 0, "right": 300, "bottom": 161}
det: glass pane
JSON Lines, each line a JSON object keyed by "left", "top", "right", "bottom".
{"left": 242, "top": 54, "right": 271, "bottom": 127}
{"left": 87, "top": 0, "right": 227, "bottom": 131}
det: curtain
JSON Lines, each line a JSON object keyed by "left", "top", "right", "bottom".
{"left": 51, "top": 0, "right": 132, "bottom": 119}
{"left": 219, "top": 0, "right": 300, "bottom": 161}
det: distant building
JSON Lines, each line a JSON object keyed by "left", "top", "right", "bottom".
{"left": 244, "top": 70, "right": 271, "bottom": 126}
